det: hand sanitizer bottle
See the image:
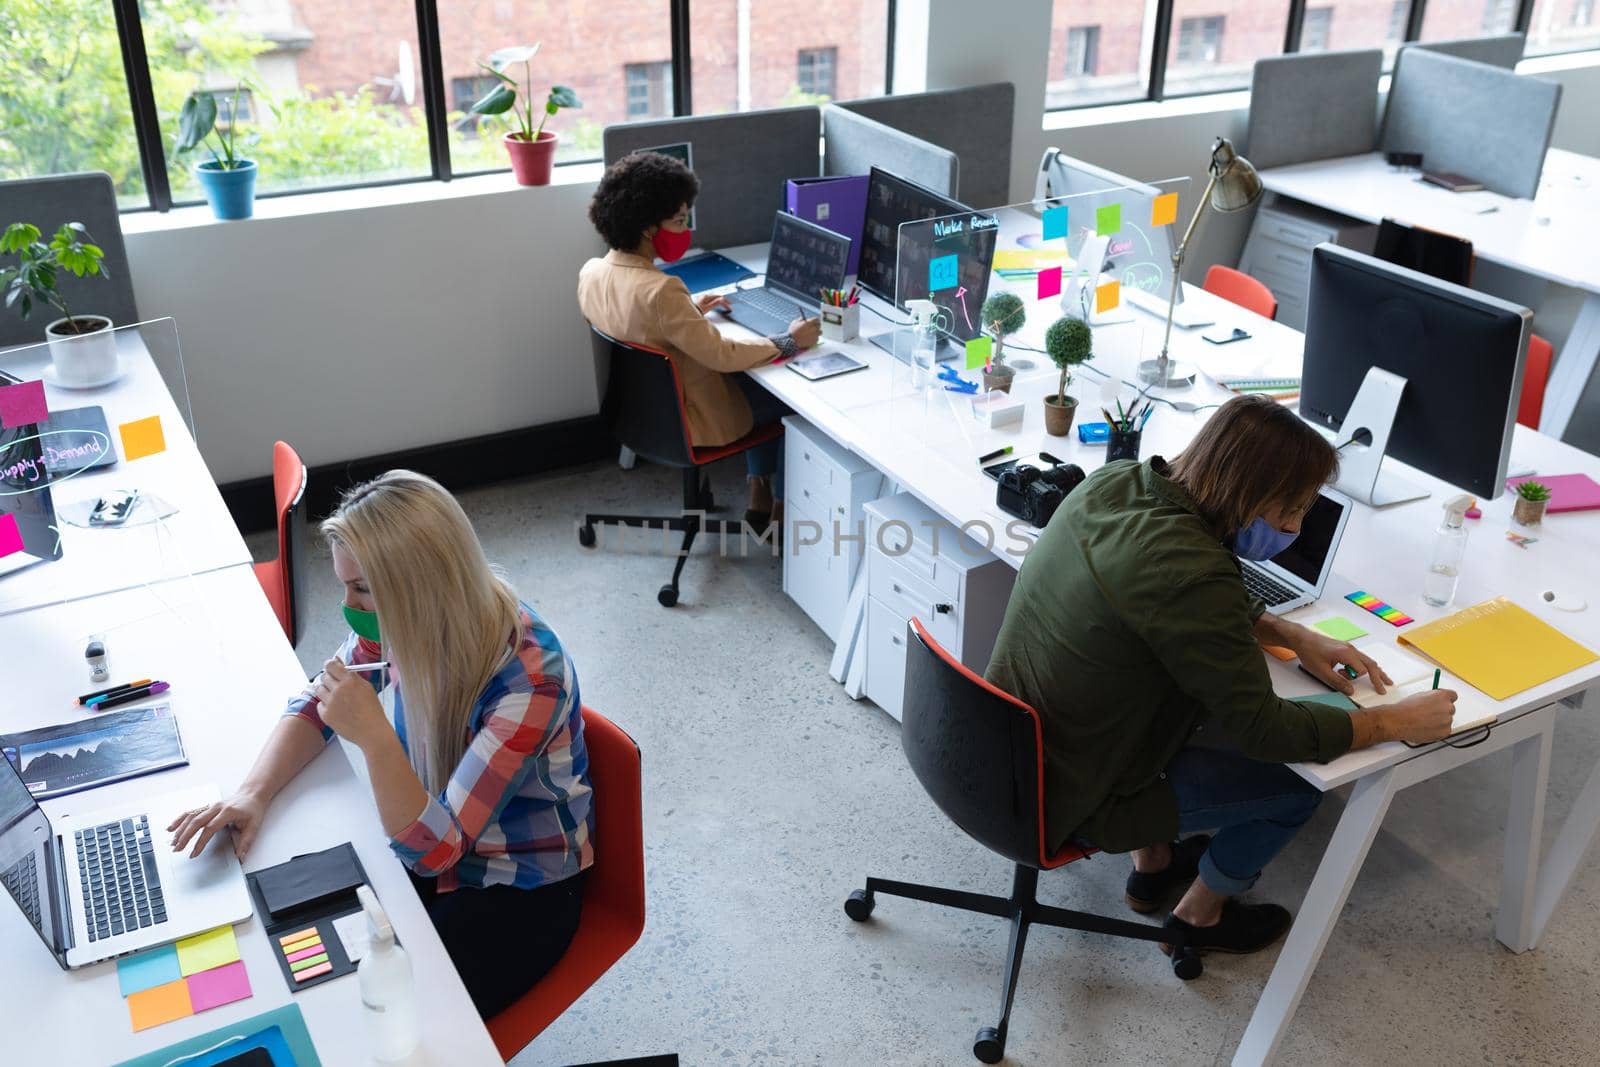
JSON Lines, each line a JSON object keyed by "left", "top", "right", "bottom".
{"left": 905, "top": 299, "right": 941, "bottom": 392}
{"left": 357, "top": 884, "right": 420, "bottom": 1062}
{"left": 1423, "top": 493, "right": 1474, "bottom": 607}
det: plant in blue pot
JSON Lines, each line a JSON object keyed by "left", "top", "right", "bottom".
{"left": 177, "top": 85, "right": 258, "bottom": 220}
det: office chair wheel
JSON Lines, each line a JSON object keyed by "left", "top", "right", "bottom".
{"left": 973, "top": 1026, "right": 1005, "bottom": 1064}
{"left": 844, "top": 889, "right": 875, "bottom": 921}
{"left": 1170, "top": 946, "right": 1203, "bottom": 981}
{"left": 578, "top": 524, "right": 597, "bottom": 548}
{"left": 657, "top": 584, "right": 679, "bottom": 608}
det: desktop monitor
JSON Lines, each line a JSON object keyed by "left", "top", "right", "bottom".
{"left": 1300, "top": 244, "right": 1529, "bottom": 500}
{"left": 1036, "top": 149, "right": 1178, "bottom": 302}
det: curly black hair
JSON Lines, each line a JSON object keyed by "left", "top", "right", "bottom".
{"left": 587, "top": 152, "right": 700, "bottom": 251}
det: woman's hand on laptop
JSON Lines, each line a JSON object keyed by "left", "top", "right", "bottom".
{"left": 695, "top": 293, "right": 732, "bottom": 315}
{"left": 1290, "top": 628, "right": 1392, "bottom": 697}
{"left": 168, "top": 790, "right": 266, "bottom": 860}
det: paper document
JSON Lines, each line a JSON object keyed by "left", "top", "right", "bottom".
{"left": 1398, "top": 597, "right": 1598, "bottom": 701}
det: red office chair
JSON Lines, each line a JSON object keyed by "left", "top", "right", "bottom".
{"left": 578, "top": 326, "right": 784, "bottom": 607}
{"left": 487, "top": 706, "right": 645, "bottom": 1061}
{"left": 251, "top": 440, "right": 308, "bottom": 645}
{"left": 1203, "top": 264, "right": 1278, "bottom": 320}
{"left": 844, "top": 619, "right": 1196, "bottom": 1065}
{"left": 1518, "top": 334, "right": 1554, "bottom": 429}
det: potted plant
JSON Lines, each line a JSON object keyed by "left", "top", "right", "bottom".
{"left": 468, "top": 43, "right": 583, "bottom": 186}
{"left": 980, "top": 292, "right": 1025, "bottom": 393}
{"left": 177, "top": 84, "right": 258, "bottom": 220}
{"left": 1, "top": 221, "right": 118, "bottom": 387}
{"left": 1513, "top": 480, "right": 1551, "bottom": 526}
{"left": 1043, "top": 316, "right": 1093, "bottom": 436}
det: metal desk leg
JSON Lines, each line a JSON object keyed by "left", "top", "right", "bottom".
{"left": 829, "top": 546, "right": 871, "bottom": 696}
{"left": 1496, "top": 718, "right": 1555, "bottom": 952}
{"left": 1531, "top": 696, "right": 1600, "bottom": 948}
{"left": 1232, "top": 768, "right": 1399, "bottom": 1067}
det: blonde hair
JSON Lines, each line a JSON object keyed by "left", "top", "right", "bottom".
{"left": 321, "top": 471, "right": 524, "bottom": 795}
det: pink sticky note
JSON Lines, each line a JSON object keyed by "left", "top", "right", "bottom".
{"left": 0, "top": 379, "right": 48, "bottom": 428}
{"left": 1037, "top": 266, "right": 1062, "bottom": 300}
{"left": 185, "top": 960, "right": 252, "bottom": 1013}
{"left": 0, "top": 513, "right": 22, "bottom": 559}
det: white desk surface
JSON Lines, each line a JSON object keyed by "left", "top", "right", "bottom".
{"left": 1, "top": 331, "right": 252, "bottom": 618}
{"left": 0, "top": 567, "right": 501, "bottom": 1066}
{"left": 1258, "top": 149, "right": 1600, "bottom": 295}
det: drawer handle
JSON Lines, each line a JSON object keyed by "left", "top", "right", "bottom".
{"left": 804, "top": 451, "right": 812, "bottom": 462}
{"left": 935, "top": 603, "right": 953, "bottom": 614}
{"left": 836, "top": 505, "right": 845, "bottom": 515}
{"left": 891, "top": 634, "right": 902, "bottom": 646}
{"left": 1275, "top": 253, "right": 1300, "bottom": 265}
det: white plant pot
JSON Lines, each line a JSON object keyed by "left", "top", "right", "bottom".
{"left": 44, "top": 316, "right": 120, "bottom": 388}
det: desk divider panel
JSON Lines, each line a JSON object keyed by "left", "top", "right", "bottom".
{"left": 822, "top": 106, "right": 959, "bottom": 199}
{"left": 602, "top": 108, "right": 824, "bottom": 251}
{"left": 1380, "top": 48, "right": 1560, "bottom": 200}
{"left": 834, "top": 83, "right": 1015, "bottom": 209}
{"left": 1244, "top": 50, "right": 1383, "bottom": 172}
{"left": 1404, "top": 32, "right": 1526, "bottom": 70}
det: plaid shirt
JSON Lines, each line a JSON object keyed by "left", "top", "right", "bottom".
{"left": 286, "top": 603, "right": 594, "bottom": 891}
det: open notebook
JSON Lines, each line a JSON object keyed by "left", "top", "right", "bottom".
{"left": 1344, "top": 639, "right": 1497, "bottom": 735}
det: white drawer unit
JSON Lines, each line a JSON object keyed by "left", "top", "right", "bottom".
{"left": 860, "top": 493, "right": 1016, "bottom": 722}
{"left": 780, "top": 415, "right": 883, "bottom": 641}
{"left": 1238, "top": 194, "right": 1365, "bottom": 331}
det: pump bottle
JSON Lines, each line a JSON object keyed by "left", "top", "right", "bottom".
{"left": 905, "top": 299, "right": 941, "bottom": 392}
{"left": 1423, "top": 493, "right": 1474, "bottom": 607}
{"left": 356, "top": 884, "right": 420, "bottom": 1062}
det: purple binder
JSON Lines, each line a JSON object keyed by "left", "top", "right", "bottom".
{"left": 785, "top": 175, "right": 868, "bottom": 276}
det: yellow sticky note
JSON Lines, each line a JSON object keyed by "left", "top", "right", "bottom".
{"left": 127, "top": 978, "right": 193, "bottom": 1031}
{"left": 1151, "top": 192, "right": 1179, "bottom": 227}
{"left": 1095, "top": 279, "right": 1121, "bottom": 314}
{"left": 119, "top": 415, "right": 166, "bottom": 461}
{"left": 175, "top": 924, "right": 240, "bottom": 977}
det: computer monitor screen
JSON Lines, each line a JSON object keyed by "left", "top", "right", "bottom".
{"left": 1, "top": 398, "right": 63, "bottom": 578}
{"left": 893, "top": 209, "right": 997, "bottom": 345}
{"left": 1301, "top": 244, "right": 1528, "bottom": 499}
{"left": 1039, "top": 151, "right": 1177, "bottom": 301}
{"left": 1267, "top": 491, "right": 1346, "bottom": 586}
{"left": 767, "top": 212, "right": 851, "bottom": 305}
{"left": 859, "top": 167, "right": 972, "bottom": 306}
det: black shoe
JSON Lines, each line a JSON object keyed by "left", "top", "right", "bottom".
{"left": 1124, "top": 834, "right": 1212, "bottom": 915}
{"left": 1161, "top": 900, "right": 1293, "bottom": 956}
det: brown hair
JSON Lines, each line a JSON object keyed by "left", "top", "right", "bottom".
{"left": 1167, "top": 395, "right": 1338, "bottom": 535}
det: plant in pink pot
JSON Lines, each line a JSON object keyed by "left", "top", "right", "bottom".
{"left": 469, "top": 43, "right": 582, "bottom": 186}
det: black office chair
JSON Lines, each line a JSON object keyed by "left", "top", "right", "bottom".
{"left": 578, "top": 326, "right": 783, "bottom": 607}
{"left": 1374, "top": 218, "right": 1474, "bottom": 286}
{"left": 844, "top": 618, "right": 1198, "bottom": 1065}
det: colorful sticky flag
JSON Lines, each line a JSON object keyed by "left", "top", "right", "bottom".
{"left": 175, "top": 924, "right": 239, "bottom": 977}
{"left": 1042, "top": 205, "right": 1069, "bottom": 241}
{"left": 0, "top": 514, "right": 21, "bottom": 560}
{"left": 0, "top": 379, "right": 48, "bottom": 428}
{"left": 118, "top": 415, "right": 166, "bottom": 462}
{"left": 929, "top": 254, "right": 959, "bottom": 292}
{"left": 965, "top": 335, "right": 993, "bottom": 370}
{"left": 1037, "top": 265, "right": 1063, "bottom": 300}
{"left": 1096, "top": 202, "right": 1121, "bottom": 236}
{"left": 1151, "top": 192, "right": 1179, "bottom": 227}
{"left": 1095, "top": 279, "right": 1120, "bottom": 314}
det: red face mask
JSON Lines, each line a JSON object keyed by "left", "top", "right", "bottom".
{"left": 651, "top": 225, "right": 693, "bottom": 263}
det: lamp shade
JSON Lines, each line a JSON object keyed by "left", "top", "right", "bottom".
{"left": 1207, "top": 137, "right": 1263, "bottom": 213}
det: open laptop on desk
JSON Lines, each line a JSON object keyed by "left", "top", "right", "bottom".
{"left": 1237, "top": 487, "right": 1352, "bottom": 614}
{"left": 0, "top": 755, "right": 250, "bottom": 968}
{"left": 722, "top": 212, "right": 851, "bottom": 337}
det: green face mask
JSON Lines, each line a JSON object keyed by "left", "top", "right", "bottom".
{"left": 342, "top": 603, "right": 381, "bottom": 643}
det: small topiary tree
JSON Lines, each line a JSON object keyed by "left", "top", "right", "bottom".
{"left": 1045, "top": 315, "right": 1093, "bottom": 406}
{"left": 980, "top": 291, "right": 1026, "bottom": 366}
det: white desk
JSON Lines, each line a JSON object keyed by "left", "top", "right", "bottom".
{"left": 1257, "top": 149, "right": 1600, "bottom": 441}
{"left": 0, "top": 567, "right": 502, "bottom": 1066}
{"left": 1, "top": 329, "right": 252, "bottom": 617}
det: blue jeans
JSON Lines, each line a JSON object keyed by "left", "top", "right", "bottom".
{"left": 735, "top": 374, "right": 791, "bottom": 499}
{"left": 1168, "top": 746, "right": 1323, "bottom": 896}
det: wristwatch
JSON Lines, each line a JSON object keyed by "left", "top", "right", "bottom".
{"left": 770, "top": 333, "right": 799, "bottom": 360}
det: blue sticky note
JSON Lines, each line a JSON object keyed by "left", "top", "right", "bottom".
{"left": 929, "top": 254, "right": 959, "bottom": 292}
{"left": 117, "top": 944, "right": 182, "bottom": 996}
{"left": 1042, "top": 205, "right": 1068, "bottom": 241}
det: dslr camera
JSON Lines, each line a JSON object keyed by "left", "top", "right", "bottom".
{"left": 995, "top": 462, "right": 1085, "bottom": 529}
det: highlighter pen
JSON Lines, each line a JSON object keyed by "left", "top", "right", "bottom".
{"left": 90, "top": 681, "right": 171, "bottom": 711}
{"left": 1342, "top": 665, "right": 1358, "bottom": 680}
{"left": 977, "top": 446, "right": 1013, "bottom": 465}
{"left": 1432, "top": 669, "right": 1441, "bottom": 690}
{"left": 77, "top": 678, "right": 153, "bottom": 705}
{"left": 347, "top": 661, "right": 390, "bottom": 673}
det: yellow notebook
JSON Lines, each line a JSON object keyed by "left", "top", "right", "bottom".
{"left": 1397, "top": 597, "right": 1598, "bottom": 701}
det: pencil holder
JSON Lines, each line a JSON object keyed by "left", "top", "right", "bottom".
{"left": 819, "top": 302, "right": 859, "bottom": 342}
{"left": 1106, "top": 427, "right": 1142, "bottom": 462}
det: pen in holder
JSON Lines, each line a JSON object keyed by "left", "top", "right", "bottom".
{"left": 1106, "top": 426, "right": 1142, "bottom": 462}
{"left": 819, "top": 301, "right": 859, "bottom": 342}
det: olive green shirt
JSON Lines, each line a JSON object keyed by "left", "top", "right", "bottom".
{"left": 984, "top": 458, "right": 1354, "bottom": 853}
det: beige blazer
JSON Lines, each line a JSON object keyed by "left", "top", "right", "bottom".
{"left": 577, "top": 250, "right": 780, "bottom": 448}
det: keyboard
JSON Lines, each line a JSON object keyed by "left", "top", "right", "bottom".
{"left": 1241, "top": 565, "right": 1303, "bottom": 607}
{"left": 725, "top": 286, "right": 805, "bottom": 337}
{"left": 75, "top": 814, "right": 166, "bottom": 942}
{"left": 1, "top": 852, "right": 42, "bottom": 930}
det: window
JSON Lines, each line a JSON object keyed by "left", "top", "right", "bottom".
{"left": 797, "top": 47, "right": 838, "bottom": 99}
{"left": 625, "top": 62, "right": 673, "bottom": 120}
{"left": 1579, "top": 0, "right": 1596, "bottom": 24}
{"left": 1387, "top": 0, "right": 1411, "bottom": 41}
{"left": 1064, "top": 26, "right": 1101, "bottom": 76}
{"left": 1176, "top": 16, "right": 1227, "bottom": 65}
{"left": 449, "top": 76, "right": 498, "bottom": 138}
{"left": 1295, "top": 1, "right": 1414, "bottom": 62}
{"left": 1526, "top": 0, "right": 1600, "bottom": 54}
{"left": 1419, "top": 0, "right": 1516, "bottom": 40}
{"left": 1166, "top": 2, "right": 1287, "bottom": 95}
{"left": 1302, "top": 7, "right": 1334, "bottom": 51}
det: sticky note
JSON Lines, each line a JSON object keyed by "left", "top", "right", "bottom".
{"left": 1042, "top": 205, "right": 1069, "bottom": 241}
{"left": 1095, "top": 279, "right": 1120, "bottom": 314}
{"left": 118, "top": 415, "right": 166, "bottom": 461}
{"left": 0, "top": 513, "right": 22, "bottom": 560}
{"left": 1262, "top": 644, "right": 1297, "bottom": 662}
{"left": 293, "top": 960, "right": 333, "bottom": 982}
{"left": 285, "top": 942, "right": 325, "bottom": 964}
{"left": 1096, "top": 202, "right": 1121, "bottom": 236}
{"left": 186, "top": 960, "right": 252, "bottom": 1013}
{"left": 0, "top": 379, "right": 48, "bottom": 428}
{"left": 176, "top": 924, "right": 239, "bottom": 977}
{"left": 117, "top": 944, "right": 182, "bottom": 997}
{"left": 929, "top": 254, "right": 958, "bottom": 292}
{"left": 1037, "top": 265, "right": 1062, "bottom": 299}
{"left": 128, "top": 978, "right": 193, "bottom": 1031}
{"left": 277, "top": 926, "right": 320, "bottom": 947}
{"left": 965, "top": 335, "right": 993, "bottom": 370}
{"left": 1151, "top": 192, "right": 1179, "bottom": 227}
{"left": 331, "top": 910, "right": 371, "bottom": 963}
{"left": 281, "top": 933, "right": 320, "bottom": 954}
{"left": 1311, "top": 616, "right": 1369, "bottom": 642}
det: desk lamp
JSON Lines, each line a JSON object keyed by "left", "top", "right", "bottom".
{"left": 1138, "top": 136, "right": 1263, "bottom": 388}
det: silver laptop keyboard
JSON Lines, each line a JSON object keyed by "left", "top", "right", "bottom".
{"left": 1, "top": 852, "right": 42, "bottom": 930}
{"left": 1242, "top": 565, "right": 1301, "bottom": 606}
{"left": 76, "top": 814, "right": 166, "bottom": 941}
{"left": 727, "top": 287, "right": 803, "bottom": 334}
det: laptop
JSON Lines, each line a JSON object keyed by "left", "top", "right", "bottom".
{"left": 1237, "top": 487, "right": 1353, "bottom": 615}
{"left": 723, "top": 212, "right": 851, "bottom": 337}
{"left": 0, "top": 755, "right": 251, "bottom": 969}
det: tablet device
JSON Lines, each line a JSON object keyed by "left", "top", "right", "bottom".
{"left": 786, "top": 350, "right": 866, "bottom": 381}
